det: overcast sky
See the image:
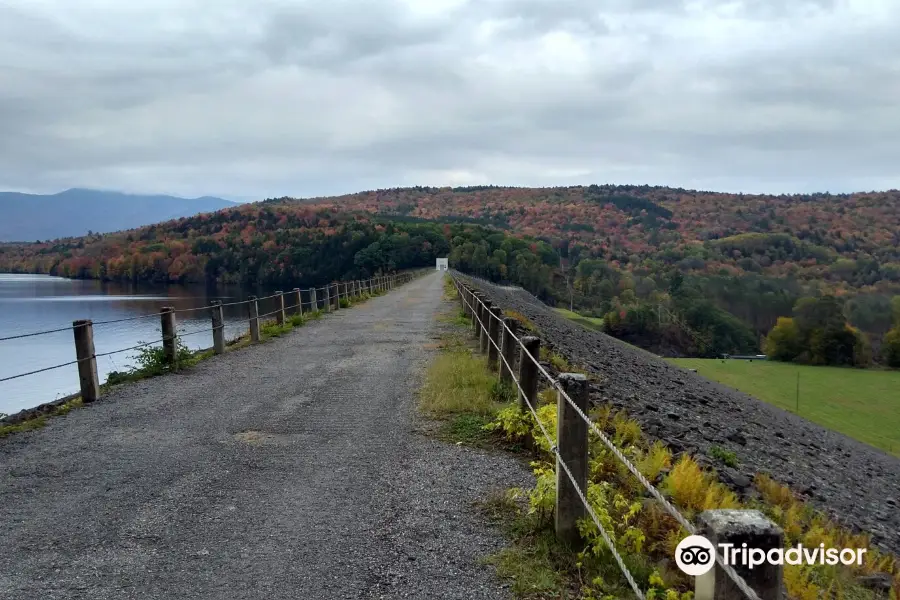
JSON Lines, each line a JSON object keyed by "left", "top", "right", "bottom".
{"left": 1, "top": 0, "right": 898, "bottom": 200}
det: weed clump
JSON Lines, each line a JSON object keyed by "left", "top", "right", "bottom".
{"left": 420, "top": 349, "right": 502, "bottom": 417}
{"left": 708, "top": 445, "right": 739, "bottom": 468}
{"left": 504, "top": 309, "right": 536, "bottom": 333}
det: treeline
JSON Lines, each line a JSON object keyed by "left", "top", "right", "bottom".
{"left": 2, "top": 201, "right": 898, "bottom": 365}
{"left": 765, "top": 296, "right": 900, "bottom": 368}
{"left": 447, "top": 233, "right": 900, "bottom": 364}
{"left": 0, "top": 208, "right": 455, "bottom": 288}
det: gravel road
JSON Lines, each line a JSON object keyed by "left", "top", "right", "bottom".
{"left": 459, "top": 275, "right": 900, "bottom": 555}
{"left": 0, "top": 272, "right": 530, "bottom": 600}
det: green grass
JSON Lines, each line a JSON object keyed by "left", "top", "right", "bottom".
{"left": 669, "top": 358, "right": 900, "bottom": 456}
{"left": 420, "top": 348, "right": 505, "bottom": 417}
{"left": 479, "top": 490, "right": 569, "bottom": 598}
{"left": 443, "top": 413, "right": 496, "bottom": 446}
{"left": 709, "top": 445, "right": 739, "bottom": 467}
{"left": 553, "top": 307, "right": 604, "bottom": 331}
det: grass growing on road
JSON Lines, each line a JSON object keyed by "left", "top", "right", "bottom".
{"left": 424, "top": 279, "right": 517, "bottom": 446}
{"left": 420, "top": 348, "right": 504, "bottom": 418}
{"left": 554, "top": 308, "right": 604, "bottom": 331}
{"left": 669, "top": 358, "right": 900, "bottom": 457}
{"left": 480, "top": 490, "right": 570, "bottom": 597}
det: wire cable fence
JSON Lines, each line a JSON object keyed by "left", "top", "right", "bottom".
{"left": 0, "top": 274, "right": 406, "bottom": 416}
{"left": 451, "top": 272, "right": 762, "bottom": 600}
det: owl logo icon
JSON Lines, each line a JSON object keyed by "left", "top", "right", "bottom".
{"left": 676, "top": 535, "right": 716, "bottom": 576}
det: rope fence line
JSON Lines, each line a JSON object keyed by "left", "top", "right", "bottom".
{"left": 0, "top": 360, "right": 83, "bottom": 384}
{"left": 466, "top": 289, "right": 648, "bottom": 599}
{"left": 460, "top": 277, "right": 647, "bottom": 599}
{"left": 177, "top": 327, "right": 217, "bottom": 340}
{"left": 0, "top": 277, "right": 387, "bottom": 345}
{"left": 0, "top": 324, "right": 86, "bottom": 343}
{"left": 94, "top": 338, "right": 166, "bottom": 359}
{"left": 91, "top": 312, "right": 164, "bottom": 326}
{"left": 1, "top": 272, "right": 417, "bottom": 413}
{"left": 453, "top": 272, "right": 763, "bottom": 600}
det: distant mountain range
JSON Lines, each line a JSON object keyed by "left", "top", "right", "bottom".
{"left": 0, "top": 188, "right": 240, "bottom": 242}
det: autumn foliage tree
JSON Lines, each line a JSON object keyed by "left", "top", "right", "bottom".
{"left": 882, "top": 297, "right": 900, "bottom": 368}
{"left": 765, "top": 296, "right": 871, "bottom": 366}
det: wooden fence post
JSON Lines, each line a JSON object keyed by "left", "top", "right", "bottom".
{"left": 324, "top": 285, "right": 331, "bottom": 313}
{"left": 275, "top": 291, "right": 286, "bottom": 325}
{"left": 293, "top": 288, "right": 302, "bottom": 315}
{"left": 471, "top": 293, "right": 483, "bottom": 337}
{"left": 695, "top": 510, "right": 784, "bottom": 600}
{"left": 248, "top": 296, "right": 260, "bottom": 342}
{"left": 556, "top": 373, "right": 588, "bottom": 547}
{"left": 500, "top": 317, "right": 519, "bottom": 384}
{"left": 160, "top": 307, "right": 176, "bottom": 367}
{"left": 211, "top": 300, "right": 225, "bottom": 354}
{"left": 488, "top": 306, "right": 502, "bottom": 370}
{"left": 479, "top": 299, "right": 493, "bottom": 354}
{"left": 517, "top": 336, "right": 541, "bottom": 414}
{"left": 73, "top": 320, "right": 99, "bottom": 402}
{"left": 310, "top": 288, "right": 318, "bottom": 312}
{"left": 332, "top": 283, "right": 340, "bottom": 310}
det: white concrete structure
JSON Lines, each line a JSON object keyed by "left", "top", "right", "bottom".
{"left": 436, "top": 258, "right": 449, "bottom": 271}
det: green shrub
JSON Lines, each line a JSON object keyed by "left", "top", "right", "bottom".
{"left": 765, "top": 317, "right": 803, "bottom": 361}
{"left": 883, "top": 328, "right": 900, "bottom": 368}
{"left": 708, "top": 445, "right": 739, "bottom": 467}
{"left": 766, "top": 297, "right": 873, "bottom": 367}
{"left": 135, "top": 340, "right": 193, "bottom": 374}
{"left": 489, "top": 380, "right": 516, "bottom": 404}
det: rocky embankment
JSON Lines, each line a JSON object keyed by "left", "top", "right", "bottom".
{"left": 460, "top": 276, "right": 900, "bottom": 555}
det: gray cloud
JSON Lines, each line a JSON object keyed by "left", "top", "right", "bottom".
{"left": 0, "top": 0, "right": 898, "bottom": 199}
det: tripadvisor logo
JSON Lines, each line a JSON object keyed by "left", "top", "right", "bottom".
{"left": 676, "top": 535, "right": 717, "bottom": 576}
{"left": 675, "top": 535, "right": 868, "bottom": 576}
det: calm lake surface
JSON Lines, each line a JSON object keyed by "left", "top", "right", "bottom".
{"left": 0, "top": 274, "right": 282, "bottom": 415}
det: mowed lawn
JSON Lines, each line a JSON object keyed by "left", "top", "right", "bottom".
{"left": 554, "top": 308, "right": 604, "bottom": 331}
{"left": 669, "top": 358, "right": 900, "bottom": 457}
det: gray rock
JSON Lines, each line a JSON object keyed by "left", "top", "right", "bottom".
{"left": 721, "top": 467, "right": 753, "bottom": 491}
{"left": 856, "top": 573, "right": 893, "bottom": 592}
{"left": 726, "top": 431, "right": 748, "bottom": 445}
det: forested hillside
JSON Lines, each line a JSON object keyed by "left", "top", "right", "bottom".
{"left": 299, "top": 184, "right": 900, "bottom": 295}
{"left": 1, "top": 184, "right": 898, "bottom": 362}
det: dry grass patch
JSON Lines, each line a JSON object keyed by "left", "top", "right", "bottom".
{"left": 420, "top": 348, "right": 504, "bottom": 417}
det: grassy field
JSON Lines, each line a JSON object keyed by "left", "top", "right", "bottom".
{"left": 553, "top": 307, "right": 604, "bottom": 331}
{"left": 669, "top": 358, "right": 900, "bottom": 457}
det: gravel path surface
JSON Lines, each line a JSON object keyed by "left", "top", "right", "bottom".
{"left": 459, "top": 275, "right": 900, "bottom": 555}
{"left": 0, "top": 272, "right": 530, "bottom": 600}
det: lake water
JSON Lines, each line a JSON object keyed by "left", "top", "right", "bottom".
{"left": 0, "top": 274, "right": 285, "bottom": 415}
